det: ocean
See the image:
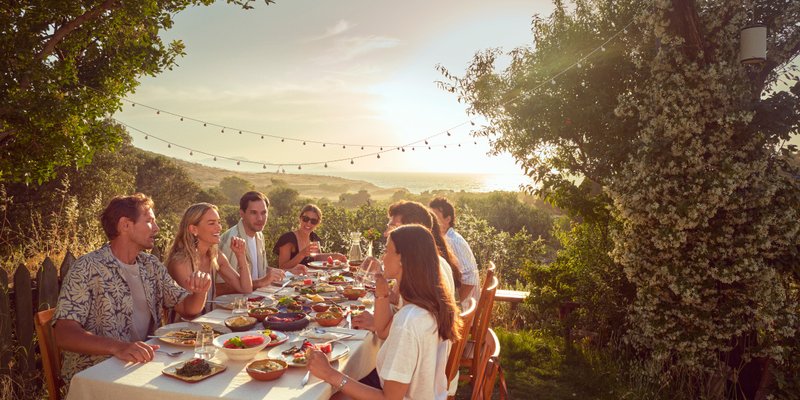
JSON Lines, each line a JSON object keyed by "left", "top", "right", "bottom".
{"left": 325, "top": 171, "right": 530, "bottom": 193}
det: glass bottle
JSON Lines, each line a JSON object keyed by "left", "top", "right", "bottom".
{"left": 347, "top": 231, "right": 363, "bottom": 265}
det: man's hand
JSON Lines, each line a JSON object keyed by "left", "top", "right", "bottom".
{"left": 112, "top": 341, "right": 159, "bottom": 363}
{"left": 352, "top": 310, "right": 375, "bottom": 331}
{"left": 289, "top": 264, "right": 308, "bottom": 276}
{"left": 230, "top": 236, "right": 247, "bottom": 259}
{"left": 186, "top": 270, "right": 212, "bottom": 294}
{"left": 267, "top": 267, "right": 286, "bottom": 283}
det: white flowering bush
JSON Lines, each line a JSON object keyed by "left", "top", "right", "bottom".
{"left": 440, "top": 0, "right": 800, "bottom": 392}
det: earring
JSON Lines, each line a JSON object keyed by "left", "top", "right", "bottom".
{"left": 193, "top": 234, "right": 199, "bottom": 248}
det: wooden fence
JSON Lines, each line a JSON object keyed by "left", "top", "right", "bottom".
{"left": 0, "top": 252, "right": 75, "bottom": 395}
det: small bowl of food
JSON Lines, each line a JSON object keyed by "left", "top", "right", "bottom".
{"left": 213, "top": 331, "right": 269, "bottom": 361}
{"left": 314, "top": 311, "right": 344, "bottom": 327}
{"left": 311, "top": 303, "right": 330, "bottom": 313}
{"left": 249, "top": 307, "right": 279, "bottom": 322}
{"left": 224, "top": 315, "right": 258, "bottom": 332}
{"left": 342, "top": 287, "right": 366, "bottom": 300}
{"left": 246, "top": 358, "right": 288, "bottom": 381}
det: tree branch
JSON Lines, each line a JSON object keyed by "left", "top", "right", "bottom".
{"left": 35, "top": 0, "right": 118, "bottom": 62}
{"left": 670, "top": 0, "right": 708, "bottom": 65}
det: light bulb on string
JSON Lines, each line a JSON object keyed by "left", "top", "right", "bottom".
{"left": 261, "top": 136, "right": 264, "bottom": 139}
{"left": 601, "top": 46, "right": 606, "bottom": 52}
{"left": 203, "top": 123, "right": 207, "bottom": 127}
{"left": 156, "top": 110, "right": 160, "bottom": 115}
{"left": 458, "top": 144, "right": 461, "bottom": 147}
{"left": 401, "top": 148, "right": 405, "bottom": 152}
{"left": 470, "top": 121, "right": 476, "bottom": 126}
{"left": 361, "top": 146, "right": 364, "bottom": 150}
{"left": 263, "top": 164, "right": 267, "bottom": 169}
{"left": 551, "top": 79, "right": 556, "bottom": 85}
{"left": 350, "top": 159, "right": 354, "bottom": 165}
{"left": 444, "top": 145, "right": 447, "bottom": 148}
{"left": 303, "top": 141, "right": 306, "bottom": 145}
{"left": 281, "top": 138, "right": 285, "bottom": 142}
{"left": 238, "top": 131, "right": 242, "bottom": 135}
{"left": 342, "top": 145, "right": 346, "bottom": 149}
{"left": 237, "top": 161, "right": 240, "bottom": 166}
{"left": 168, "top": 144, "right": 171, "bottom": 148}
{"left": 425, "top": 140, "right": 428, "bottom": 145}
{"left": 447, "top": 131, "right": 451, "bottom": 136}
{"left": 180, "top": 117, "right": 183, "bottom": 121}
{"left": 131, "top": 103, "right": 135, "bottom": 107}
{"left": 380, "top": 147, "right": 383, "bottom": 150}
{"left": 144, "top": 135, "right": 148, "bottom": 140}
{"left": 189, "top": 151, "right": 193, "bottom": 156}
{"left": 282, "top": 168, "right": 286, "bottom": 173}
{"left": 213, "top": 156, "right": 217, "bottom": 161}
{"left": 377, "top": 154, "right": 381, "bottom": 159}
{"left": 221, "top": 129, "right": 225, "bottom": 133}
{"left": 324, "top": 163, "right": 328, "bottom": 168}
{"left": 298, "top": 165, "right": 302, "bottom": 170}
{"left": 323, "top": 143, "right": 326, "bottom": 147}
{"left": 428, "top": 146, "right": 431, "bottom": 150}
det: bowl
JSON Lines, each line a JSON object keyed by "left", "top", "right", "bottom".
{"left": 262, "top": 312, "right": 310, "bottom": 331}
{"left": 224, "top": 315, "right": 258, "bottom": 332}
{"left": 314, "top": 311, "right": 344, "bottom": 327}
{"left": 213, "top": 331, "right": 269, "bottom": 361}
{"left": 311, "top": 303, "right": 330, "bottom": 313}
{"left": 246, "top": 359, "right": 288, "bottom": 381}
{"left": 342, "top": 287, "right": 366, "bottom": 300}
{"left": 249, "top": 307, "right": 279, "bottom": 322}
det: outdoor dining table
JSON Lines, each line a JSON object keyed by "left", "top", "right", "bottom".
{"left": 66, "top": 286, "right": 380, "bottom": 400}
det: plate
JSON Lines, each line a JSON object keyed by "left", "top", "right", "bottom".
{"left": 162, "top": 359, "right": 227, "bottom": 383}
{"left": 267, "top": 341, "right": 350, "bottom": 367}
{"left": 323, "top": 276, "right": 354, "bottom": 285}
{"left": 307, "top": 261, "right": 345, "bottom": 270}
{"left": 154, "top": 322, "right": 231, "bottom": 347}
{"left": 214, "top": 294, "right": 275, "bottom": 310}
{"left": 270, "top": 277, "right": 310, "bottom": 288}
{"left": 265, "top": 330, "right": 289, "bottom": 347}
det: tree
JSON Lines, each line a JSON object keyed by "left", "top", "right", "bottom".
{"left": 219, "top": 176, "right": 254, "bottom": 204}
{"left": 268, "top": 186, "right": 300, "bottom": 216}
{"left": 0, "top": 0, "right": 275, "bottom": 185}
{"left": 135, "top": 153, "right": 200, "bottom": 219}
{"left": 442, "top": 0, "right": 800, "bottom": 391}
{"left": 338, "top": 190, "right": 371, "bottom": 208}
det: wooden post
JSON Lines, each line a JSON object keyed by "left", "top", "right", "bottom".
{"left": 13, "top": 265, "right": 35, "bottom": 373}
{"left": 37, "top": 258, "right": 59, "bottom": 311}
{"left": 60, "top": 251, "right": 75, "bottom": 282}
{"left": 0, "top": 269, "right": 11, "bottom": 376}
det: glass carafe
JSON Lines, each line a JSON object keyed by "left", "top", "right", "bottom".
{"left": 347, "top": 231, "right": 363, "bottom": 265}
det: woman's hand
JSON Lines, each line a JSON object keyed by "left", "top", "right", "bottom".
{"left": 230, "top": 237, "right": 247, "bottom": 259}
{"left": 374, "top": 272, "right": 390, "bottom": 299}
{"left": 352, "top": 310, "right": 375, "bottom": 331}
{"left": 306, "top": 348, "right": 336, "bottom": 381}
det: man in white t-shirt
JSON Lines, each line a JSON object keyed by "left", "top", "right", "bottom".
{"left": 218, "top": 191, "right": 305, "bottom": 295}
{"left": 430, "top": 197, "right": 480, "bottom": 307}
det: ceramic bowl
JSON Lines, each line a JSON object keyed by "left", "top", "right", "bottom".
{"left": 262, "top": 312, "right": 310, "bottom": 331}
{"left": 224, "top": 315, "right": 258, "bottom": 332}
{"left": 213, "top": 331, "right": 269, "bottom": 361}
{"left": 246, "top": 359, "right": 288, "bottom": 381}
{"left": 248, "top": 307, "right": 279, "bottom": 322}
{"left": 313, "top": 311, "right": 344, "bottom": 327}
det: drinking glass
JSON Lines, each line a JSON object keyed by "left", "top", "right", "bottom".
{"left": 231, "top": 296, "right": 248, "bottom": 316}
{"left": 309, "top": 241, "right": 320, "bottom": 258}
{"left": 194, "top": 329, "right": 215, "bottom": 360}
{"left": 356, "top": 258, "right": 382, "bottom": 288}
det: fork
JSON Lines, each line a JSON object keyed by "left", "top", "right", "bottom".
{"left": 155, "top": 350, "right": 183, "bottom": 357}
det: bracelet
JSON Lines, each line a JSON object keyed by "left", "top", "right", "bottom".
{"left": 332, "top": 374, "right": 348, "bottom": 393}
{"left": 375, "top": 293, "right": 389, "bottom": 299}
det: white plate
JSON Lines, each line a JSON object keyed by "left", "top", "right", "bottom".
{"left": 307, "top": 261, "right": 346, "bottom": 270}
{"left": 264, "top": 330, "right": 289, "bottom": 347}
{"left": 267, "top": 341, "right": 350, "bottom": 367}
{"left": 153, "top": 322, "right": 231, "bottom": 347}
{"left": 214, "top": 293, "right": 276, "bottom": 310}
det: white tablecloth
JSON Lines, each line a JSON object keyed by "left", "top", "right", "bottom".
{"left": 67, "top": 298, "right": 379, "bottom": 400}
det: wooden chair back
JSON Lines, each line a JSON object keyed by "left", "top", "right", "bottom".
{"left": 34, "top": 308, "right": 63, "bottom": 400}
{"left": 465, "top": 276, "right": 498, "bottom": 377}
{"left": 446, "top": 297, "right": 477, "bottom": 385}
{"left": 471, "top": 328, "right": 501, "bottom": 399}
{"left": 482, "top": 262, "right": 496, "bottom": 292}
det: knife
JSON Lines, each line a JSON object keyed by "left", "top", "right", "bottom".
{"left": 346, "top": 312, "right": 352, "bottom": 329}
{"left": 300, "top": 370, "right": 311, "bottom": 387}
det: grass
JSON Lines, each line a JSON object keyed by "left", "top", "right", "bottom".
{"left": 454, "top": 327, "right": 673, "bottom": 400}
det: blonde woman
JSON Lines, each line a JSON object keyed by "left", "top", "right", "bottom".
{"left": 166, "top": 203, "right": 253, "bottom": 315}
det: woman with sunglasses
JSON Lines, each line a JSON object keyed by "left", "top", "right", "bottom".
{"left": 306, "top": 224, "right": 462, "bottom": 399}
{"left": 273, "top": 204, "right": 345, "bottom": 270}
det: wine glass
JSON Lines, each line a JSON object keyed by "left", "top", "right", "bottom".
{"left": 356, "top": 258, "right": 382, "bottom": 289}
{"left": 309, "top": 241, "right": 320, "bottom": 258}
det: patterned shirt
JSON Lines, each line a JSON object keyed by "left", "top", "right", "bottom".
{"left": 445, "top": 228, "right": 480, "bottom": 305}
{"left": 54, "top": 243, "right": 189, "bottom": 382}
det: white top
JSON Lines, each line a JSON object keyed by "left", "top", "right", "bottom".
{"left": 114, "top": 257, "right": 150, "bottom": 342}
{"left": 377, "top": 304, "right": 449, "bottom": 400}
{"left": 244, "top": 234, "right": 259, "bottom": 280}
{"left": 445, "top": 228, "right": 480, "bottom": 306}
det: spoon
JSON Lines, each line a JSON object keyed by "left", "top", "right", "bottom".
{"left": 155, "top": 350, "right": 184, "bottom": 357}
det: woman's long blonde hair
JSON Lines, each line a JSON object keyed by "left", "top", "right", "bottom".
{"left": 165, "top": 203, "right": 220, "bottom": 273}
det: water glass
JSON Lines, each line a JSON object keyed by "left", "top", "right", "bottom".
{"left": 309, "top": 241, "right": 320, "bottom": 258}
{"left": 232, "top": 296, "right": 248, "bottom": 316}
{"left": 194, "top": 329, "right": 215, "bottom": 360}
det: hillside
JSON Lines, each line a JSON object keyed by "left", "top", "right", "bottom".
{"left": 168, "top": 156, "right": 405, "bottom": 201}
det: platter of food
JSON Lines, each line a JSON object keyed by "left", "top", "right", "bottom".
{"left": 307, "top": 260, "right": 345, "bottom": 270}
{"left": 162, "top": 358, "right": 227, "bottom": 383}
{"left": 214, "top": 294, "right": 275, "bottom": 310}
{"left": 153, "top": 322, "right": 231, "bottom": 347}
{"left": 267, "top": 339, "right": 349, "bottom": 367}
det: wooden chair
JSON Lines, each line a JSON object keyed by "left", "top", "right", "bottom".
{"left": 460, "top": 275, "right": 499, "bottom": 383}
{"left": 446, "top": 297, "right": 476, "bottom": 384}
{"left": 35, "top": 308, "right": 63, "bottom": 400}
{"left": 471, "top": 328, "right": 507, "bottom": 399}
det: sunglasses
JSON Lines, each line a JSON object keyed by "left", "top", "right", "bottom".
{"left": 301, "top": 215, "right": 320, "bottom": 225}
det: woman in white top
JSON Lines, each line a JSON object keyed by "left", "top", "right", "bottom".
{"left": 165, "top": 203, "right": 253, "bottom": 317}
{"left": 306, "top": 224, "right": 462, "bottom": 399}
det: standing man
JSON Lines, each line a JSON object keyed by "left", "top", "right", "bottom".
{"left": 218, "top": 191, "right": 305, "bottom": 295}
{"left": 54, "top": 193, "right": 212, "bottom": 385}
{"left": 429, "top": 197, "right": 480, "bottom": 307}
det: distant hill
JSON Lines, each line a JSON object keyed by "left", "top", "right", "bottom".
{"left": 166, "top": 155, "right": 404, "bottom": 201}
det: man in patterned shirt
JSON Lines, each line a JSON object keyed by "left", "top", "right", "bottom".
{"left": 429, "top": 197, "right": 480, "bottom": 307}
{"left": 53, "top": 193, "right": 212, "bottom": 384}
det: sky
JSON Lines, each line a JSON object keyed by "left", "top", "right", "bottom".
{"left": 116, "top": 0, "right": 556, "bottom": 175}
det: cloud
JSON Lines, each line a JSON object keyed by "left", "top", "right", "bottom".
{"left": 307, "top": 20, "right": 353, "bottom": 41}
{"left": 313, "top": 35, "right": 401, "bottom": 65}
